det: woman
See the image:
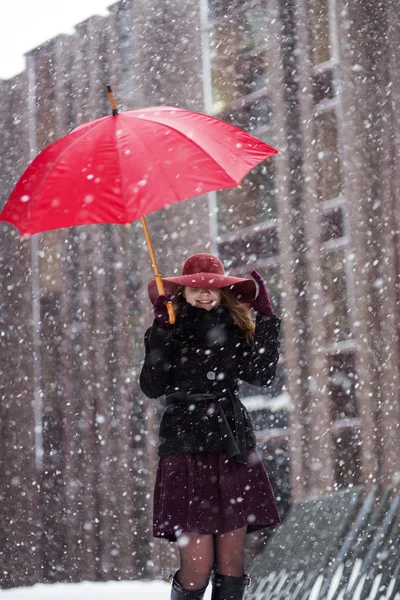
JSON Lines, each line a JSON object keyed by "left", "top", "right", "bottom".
{"left": 140, "top": 253, "right": 281, "bottom": 600}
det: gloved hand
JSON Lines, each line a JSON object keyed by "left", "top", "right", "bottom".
{"left": 153, "top": 293, "right": 173, "bottom": 327}
{"left": 249, "top": 270, "right": 274, "bottom": 315}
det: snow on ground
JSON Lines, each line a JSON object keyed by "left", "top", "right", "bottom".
{"left": 0, "top": 579, "right": 214, "bottom": 600}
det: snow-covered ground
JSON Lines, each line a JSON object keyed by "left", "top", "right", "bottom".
{"left": 0, "top": 579, "right": 214, "bottom": 599}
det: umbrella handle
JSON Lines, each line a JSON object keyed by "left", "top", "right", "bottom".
{"left": 140, "top": 216, "right": 176, "bottom": 325}
{"left": 108, "top": 90, "right": 176, "bottom": 323}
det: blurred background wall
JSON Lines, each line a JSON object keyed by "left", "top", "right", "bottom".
{"left": 0, "top": 0, "right": 399, "bottom": 589}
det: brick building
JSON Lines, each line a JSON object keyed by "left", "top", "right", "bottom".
{"left": 0, "top": 0, "right": 399, "bottom": 589}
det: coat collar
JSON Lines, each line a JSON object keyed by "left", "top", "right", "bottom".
{"left": 177, "top": 301, "right": 234, "bottom": 328}
{"left": 175, "top": 301, "right": 238, "bottom": 346}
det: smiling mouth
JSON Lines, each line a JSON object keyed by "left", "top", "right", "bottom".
{"left": 196, "top": 300, "right": 213, "bottom": 304}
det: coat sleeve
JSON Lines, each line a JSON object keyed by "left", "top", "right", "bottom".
{"left": 139, "top": 322, "right": 175, "bottom": 399}
{"left": 237, "top": 314, "right": 281, "bottom": 388}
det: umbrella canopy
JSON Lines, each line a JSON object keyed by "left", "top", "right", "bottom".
{"left": 0, "top": 106, "right": 278, "bottom": 237}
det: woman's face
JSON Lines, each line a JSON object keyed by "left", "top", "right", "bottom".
{"left": 183, "top": 287, "right": 221, "bottom": 311}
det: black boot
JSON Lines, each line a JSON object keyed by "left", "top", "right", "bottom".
{"left": 211, "top": 572, "right": 251, "bottom": 600}
{"left": 170, "top": 571, "right": 209, "bottom": 600}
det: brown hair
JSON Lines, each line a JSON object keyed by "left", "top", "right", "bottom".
{"left": 172, "top": 285, "right": 255, "bottom": 346}
{"left": 219, "top": 287, "right": 255, "bottom": 346}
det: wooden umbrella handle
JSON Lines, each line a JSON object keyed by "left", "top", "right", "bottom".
{"left": 140, "top": 216, "right": 176, "bottom": 325}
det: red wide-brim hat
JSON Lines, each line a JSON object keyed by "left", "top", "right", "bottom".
{"left": 148, "top": 253, "right": 257, "bottom": 305}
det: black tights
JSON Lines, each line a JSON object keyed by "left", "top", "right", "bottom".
{"left": 176, "top": 526, "right": 247, "bottom": 590}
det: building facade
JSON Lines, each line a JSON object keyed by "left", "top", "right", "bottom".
{"left": 0, "top": 0, "right": 399, "bottom": 588}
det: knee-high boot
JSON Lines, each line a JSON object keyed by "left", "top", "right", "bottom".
{"left": 211, "top": 572, "right": 251, "bottom": 600}
{"left": 170, "top": 571, "right": 209, "bottom": 600}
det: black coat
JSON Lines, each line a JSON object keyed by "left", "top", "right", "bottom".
{"left": 139, "top": 302, "right": 281, "bottom": 462}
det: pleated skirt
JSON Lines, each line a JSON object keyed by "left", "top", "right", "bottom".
{"left": 153, "top": 448, "right": 281, "bottom": 542}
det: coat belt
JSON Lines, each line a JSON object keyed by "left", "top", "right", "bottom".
{"left": 165, "top": 391, "right": 248, "bottom": 464}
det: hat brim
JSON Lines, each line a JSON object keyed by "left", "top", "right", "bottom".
{"left": 148, "top": 273, "right": 257, "bottom": 305}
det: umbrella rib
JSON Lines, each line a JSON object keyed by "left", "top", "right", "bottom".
{"left": 111, "top": 121, "right": 130, "bottom": 221}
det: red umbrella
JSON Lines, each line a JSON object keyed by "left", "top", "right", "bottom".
{"left": 0, "top": 88, "right": 279, "bottom": 322}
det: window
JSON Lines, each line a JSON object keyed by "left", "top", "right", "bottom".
{"left": 322, "top": 249, "right": 352, "bottom": 343}
{"left": 309, "top": 0, "right": 331, "bottom": 65}
{"left": 218, "top": 225, "right": 279, "bottom": 268}
{"left": 206, "top": 0, "right": 276, "bottom": 240}
{"left": 209, "top": 0, "right": 269, "bottom": 106}
{"left": 321, "top": 206, "right": 345, "bottom": 242}
{"left": 217, "top": 93, "right": 272, "bottom": 133}
{"left": 312, "top": 67, "right": 335, "bottom": 104}
{"left": 333, "top": 428, "right": 362, "bottom": 488}
{"left": 315, "top": 109, "right": 342, "bottom": 201}
{"left": 209, "top": 0, "right": 261, "bottom": 19}
{"left": 216, "top": 162, "right": 276, "bottom": 234}
{"left": 328, "top": 352, "right": 361, "bottom": 487}
{"left": 328, "top": 352, "right": 358, "bottom": 421}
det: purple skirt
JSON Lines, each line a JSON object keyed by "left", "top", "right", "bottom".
{"left": 153, "top": 448, "right": 281, "bottom": 542}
